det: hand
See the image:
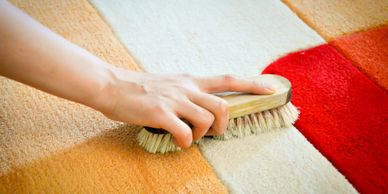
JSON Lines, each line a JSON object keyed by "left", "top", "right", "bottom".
{"left": 94, "top": 66, "right": 275, "bottom": 149}
{"left": 0, "top": 1, "right": 274, "bottom": 148}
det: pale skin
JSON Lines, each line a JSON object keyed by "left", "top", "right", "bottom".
{"left": 0, "top": 1, "right": 274, "bottom": 148}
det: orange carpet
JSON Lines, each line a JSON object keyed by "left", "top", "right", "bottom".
{"left": 0, "top": 126, "right": 226, "bottom": 193}
{"left": 0, "top": 0, "right": 227, "bottom": 193}
{"left": 330, "top": 25, "right": 388, "bottom": 91}
{"left": 283, "top": 0, "right": 388, "bottom": 40}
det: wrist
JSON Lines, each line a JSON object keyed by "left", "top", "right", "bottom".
{"left": 86, "top": 63, "right": 143, "bottom": 116}
{"left": 84, "top": 62, "right": 119, "bottom": 114}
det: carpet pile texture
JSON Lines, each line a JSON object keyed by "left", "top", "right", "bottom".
{"left": 263, "top": 44, "right": 388, "bottom": 194}
{"left": 283, "top": 0, "right": 388, "bottom": 39}
{"left": 1, "top": 0, "right": 387, "bottom": 193}
{"left": 0, "top": 0, "right": 227, "bottom": 193}
{"left": 330, "top": 26, "right": 388, "bottom": 91}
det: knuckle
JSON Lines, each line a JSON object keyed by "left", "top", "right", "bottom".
{"left": 221, "top": 74, "right": 237, "bottom": 84}
{"left": 175, "top": 86, "right": 191, "bottom": 94}
{"left": 221, "top": 74, "right": 237, "bottom": 90}
{"left": 200, "top": 112, "right": 215, "bottom": 128}
{"left": 216, "top": 99, "right": 229, "bottom": 116}
{"left": 167, "top": 93, "right": 183, "bottom": 102}
{"left": 151, "top": 103, "right": 168, "bottom": 116}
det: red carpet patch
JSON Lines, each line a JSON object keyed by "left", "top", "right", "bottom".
{"left": 263, "top": 44, "right": 388, "bottom": 194}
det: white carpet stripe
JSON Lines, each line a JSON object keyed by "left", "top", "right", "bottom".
{"left": 91, "top": 0, "right": 323, "bottom": 76}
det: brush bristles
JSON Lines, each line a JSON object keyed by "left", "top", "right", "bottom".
{"left": 138, "top": 102, "right": 299, "bottom": 153}
{"left": 213, "top": 102, "right": 299, "bottom": 140}
{"left": 137, "top": 130, "right": 181, "bottom": 154}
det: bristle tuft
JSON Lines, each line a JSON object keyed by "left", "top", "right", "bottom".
{"left": 137, "top": 129, "right": 181, "bottom": 153}
{"left": 137, "top": 128, "right": 203, "bottom": 154}
{"left": 138, "top": 102, "right": 299, "bottom": 153}
{"left": 214, "top": 102, "right": 299, "bottom": 140}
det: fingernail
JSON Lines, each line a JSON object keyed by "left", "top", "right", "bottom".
{"left": 256, "top": 82, "right": 276, "bottom": 92}
{"left": 265, "top": 87, "right": 276, "bottom": 93}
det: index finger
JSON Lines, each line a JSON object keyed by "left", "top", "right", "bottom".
{"left": 197, "top": 74, "right": 275, "bottom": 94}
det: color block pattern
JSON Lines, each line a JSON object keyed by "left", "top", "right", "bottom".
{"left": 0, "top": 126, "right": 227, "bottom": 193}
{"left": 89, "top": 0, "right": 362, "bottom": 192}
{"left": 1, "top": 0, "right": 139, "bottom": 175}
{"left": 263, "top": 45, "right": 388, "bottom": 194}
{"left": 199, "top": 127, "right": 357, "bottom": 193}
{"left": 330, "top": 25, "right": 388, "bottom": 91}
{"left": 0, "top": 0, "right": 227, "bottom": 193}
{"left": 1, "top": 0, "right": 387, "bottom": 193}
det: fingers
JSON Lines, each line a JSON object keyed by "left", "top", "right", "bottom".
{"left": 176, "top": 100, "right": 215, "bottom": 141}
{"left": 190, "top": 93, "right": 229, "bottom": 136}
{"left": 158, "top": 112, "right": 193, "bottom": 148}
{"left": 198, "top": 74, "right": 275, "bottom": 94}
{"left": 141, "top": 73, "right": 276, "bottom": 148}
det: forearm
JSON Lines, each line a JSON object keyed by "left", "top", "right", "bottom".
{"left": 0, "top": 0, "right": 115, "bottom": 109}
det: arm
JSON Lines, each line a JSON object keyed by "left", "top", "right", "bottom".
{"left": 0, "top": 1, "right": 274, "bottom": 148}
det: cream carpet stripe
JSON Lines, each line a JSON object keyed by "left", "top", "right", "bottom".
{"left": 200, "top": 127, "right": 357, "bottom": 193}
{"left": 90, "top": 0, "right": 357, "bottom": 193}
{"left": 90, "top": 0, "right": 324, "bottom": 76}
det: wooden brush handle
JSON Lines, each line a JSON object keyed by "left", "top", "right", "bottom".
{"left": 221, "top": 74, "right": 291, "bottom": 119}
{"left": 145, "top": 74, "right": 291, "bottom": 134}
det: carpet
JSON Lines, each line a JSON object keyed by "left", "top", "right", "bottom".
{"left": 2, "top": 0, "right": 387, "bottom": 193}
{"left": 0, "top": 0, "right": 227, "bottom": 193}
{"left": 330, "top": 25, "right": 388, "bottom": 91}
{"left": 89, "top": 0, "right": 358, "bottom": 192}
{"left": 90, "top": 0, "right": 324, "bottom": 76}
{"left": 263, "top": 44, "right": 388, "bottom": 194}
{"left": 283, "top": 0, "right": 388, "bottom": 40}
{"left": 199, "top": 127, "right": 357, "bottom": 193}
{"left": 0, "top": 126, "right": 227, "bottom": 193}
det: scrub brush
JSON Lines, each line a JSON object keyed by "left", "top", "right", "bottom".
{"left": 137, "top": 74, "right": 299, "bottom": 153}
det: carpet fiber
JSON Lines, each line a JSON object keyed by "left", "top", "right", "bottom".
{"left": 199, "top": 127, "right": 357, "bottom": 193}
{"left": 284, "top": 0, "right": 388, "bottom": 40}
{"left": 330, "top": 25, "right": 388, "bottom": 91}
{"left": 90, "top": 0, "right": 324, "bottom": 76}
{"left": 263, "top": 44, "right": 388, "bottom": 194}
{"left": 0, "top": 126, "right": 227, "bottom": 193}
{"left": 2, "top": 0, "right": 386, "bottom": 193}
{"left": 89, "top": 0, "right": 358, "bottom": 192}
{"left": 0, "top": 0, "right": 227, "bottom": 193}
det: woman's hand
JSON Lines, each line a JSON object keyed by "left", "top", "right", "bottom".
{"left": 94, "top": 67, "right": 275, "bottom": 148}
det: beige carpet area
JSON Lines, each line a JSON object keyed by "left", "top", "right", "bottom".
{"left": 89, "top": 0, "right": 357, "bottom": 193}
{"left": 284, "top": 0, "right": 388, "bottom": 40}
{"left": 0, "top": 0, "right": 227, "bottom": 193}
